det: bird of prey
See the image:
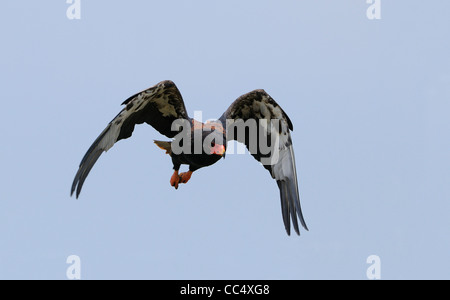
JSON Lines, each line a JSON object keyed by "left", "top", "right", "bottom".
{"left": 71, "top": 80, "right": 308, "bottom": 235}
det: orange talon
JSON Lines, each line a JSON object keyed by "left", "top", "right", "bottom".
{"left": 170, "top": 170, "right": 180, "bottom": 189}
{"left": 179, "top": 171, "right": 193, "bottom": 184}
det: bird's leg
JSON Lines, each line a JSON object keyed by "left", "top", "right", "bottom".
{"left": 179, "top": 170, "right": 193, "bottom": 184}
{"left": 170, "top": 170, "right": 180, "bottom": 189}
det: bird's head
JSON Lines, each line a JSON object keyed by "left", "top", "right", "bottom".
{"left": 210, "top": 142, "right": 226, "bottom": 157}
{"left": 202, "top": 120, "right": 226, "bottom": 158}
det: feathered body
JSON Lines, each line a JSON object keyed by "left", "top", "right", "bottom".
{"left": 71, "top": 80, "right": 308, "bottom": 235}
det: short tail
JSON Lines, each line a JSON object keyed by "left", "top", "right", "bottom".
{"left": 154, "top": 140, "right": 172, "bottom": 155}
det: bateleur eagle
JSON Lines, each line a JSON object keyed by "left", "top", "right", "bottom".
{"left": 70, "top": 80, "right": 308, "bottom": 235}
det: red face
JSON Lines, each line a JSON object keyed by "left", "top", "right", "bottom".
{"left": 210, "top": 143, "right": 226, "bottom": 156}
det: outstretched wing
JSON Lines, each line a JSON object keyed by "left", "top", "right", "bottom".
{"left": 220, "top": 90, "right": 308, "bottom": 235}
{"left": 71, "top": 80, "right": 189, "bottom": 198}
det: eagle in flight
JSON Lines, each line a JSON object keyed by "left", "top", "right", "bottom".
{"left": 71, "top": 80, "right": 308, "bottom": 235}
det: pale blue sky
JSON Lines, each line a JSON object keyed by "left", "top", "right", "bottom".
{"left": 1, "top": 1, "right": 449, "bottom": 279}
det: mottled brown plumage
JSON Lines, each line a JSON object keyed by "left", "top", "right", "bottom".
{"left": 71, "top": 80, "right": 307, "bottom": 236}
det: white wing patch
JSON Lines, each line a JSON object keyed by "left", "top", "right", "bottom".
{"left": 272, "top": 145, "right": 295, "bottom": 180}
{"left": 96, "top": 93, "right": 149, "bottom": 152}
{"left": 97, "top": 110, "right": 128, "bottom": 152}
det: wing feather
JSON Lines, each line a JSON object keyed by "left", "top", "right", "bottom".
{"left": 221, "top": 90, "right": 308, "bottom": 235}
{"left": 71, "top": 80, "right": 189, "bottom": 198}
